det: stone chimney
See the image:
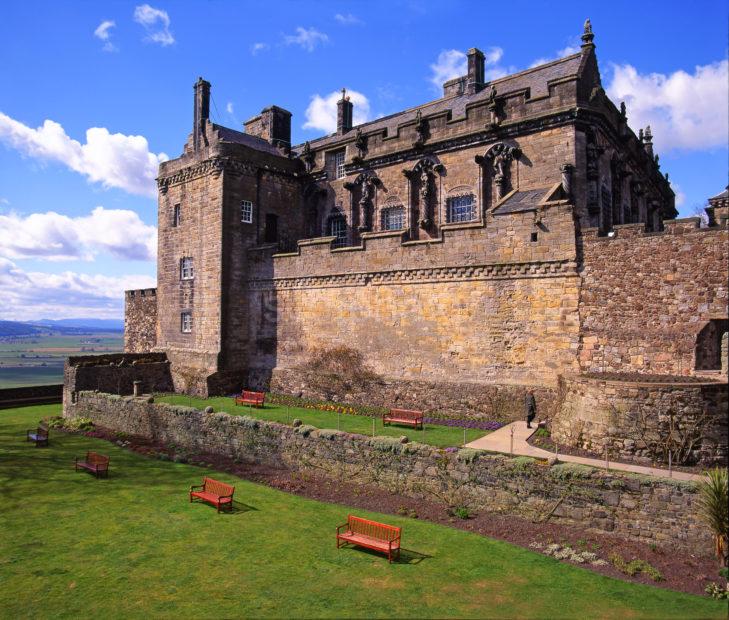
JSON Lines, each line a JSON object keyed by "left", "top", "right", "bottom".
{"left": 193, "top": 77, "right": 211, "bottom": 152}
{"left": 244, "top": 106, "right": 292, "bottom": 149}
{"left": 466, "top": 48, "right": 485, "bottom": 94}
{"left": 337, "top": 88, "right": 353, "bottom": 134}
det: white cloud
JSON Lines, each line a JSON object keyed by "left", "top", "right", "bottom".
{"left": 334, "top": 13, "right": 363, "bottom": 26}
{"left": 133, "top": 4, "right": 174, "bottom": 46}
{"left": 283, "top": 27, "right": 328, "bottom": 52}
{"left": 0, "top": 207, "right": 156, "bottom": 262}
{"left": 607, "top": 60, "right": 729, "bottom": 152}
{"left": 251, "top": 42, "right": 269, "bottom": 55}
{"left": 303, "top": 89, "right": 371, "bottom": 133}
{"left": 530, "top": 42, "right": 580, "bottom": 68}
{"left": 0, "top": 257, "right": 155, "bottom": 320}
{"left": 94, "top": 20, "right": 118, "bottom": 52}
{"left": 0, "top": 112, "right": 168, "bottom": 197}
{"left": 429, "top": 47, "right": 507, "bottom": 91}
{"left": 670, "top": 182, "right": 686, "bottom": 207}
{"left": 226, "top": 102, "right": 234, "bottom": 115}
{"left": 0, "top": 197, "right": 9, "bottom": 205}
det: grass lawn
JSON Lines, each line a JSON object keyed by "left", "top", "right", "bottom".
{"left": 156, "top": 393, "right": 487, "bottom": 448}
{"left": 1, "top": 405, "right": 725, "bottom": 619}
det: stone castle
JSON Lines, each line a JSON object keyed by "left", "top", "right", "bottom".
{"left": 118, "top": 21, "right": 728, "bottom": 462}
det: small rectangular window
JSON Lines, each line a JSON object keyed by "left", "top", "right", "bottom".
{"left": 328, "top": 213, "right": 347, "bottom": 248}
{"left": 264, "top": 213, "right": 278, "bottom": 244}
{"left": 328, "top": 150, "right": 346, "bottom": 180}
{"left": 381, "top": 206, "right": 405, "bottom": 231}
{"left": 241, "top": 200, "right": 253, "bottom": 223}
{"left": 180, "top": 311, "right": 192, "bottom": 333}
{"left": 172, "top": 204, "right": 181, "bottom": 227}
{"left": 446, "top": 194, "right": 476, "bottom": 223}
{"left": 530, "top": 232, "right": 538, "bottom": 242}
{"left": 180, "top": 256, "right": 194, "bottom": 280}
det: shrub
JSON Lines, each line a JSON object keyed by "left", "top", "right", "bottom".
{"left": 697, "top": 468, "right": 728, "bottom": 567}
{"left": 45, "top": 416, "right": 66, "bottom": 429}
{"left": 369, "top": 436, "right": 405, "bottom": 454}
{"left": 452, "top": 506, "right": 471, "bottom": 520}
{"left": 609, "top": 554, "right": 663, "bottom": 581}
{"left": 535, "top": 427, "right": 550, "bottom": 438}
{"left": 705, "top": 582, "right": 728, "bottom": 599}
{"left": 510, "top": 456, "right": 536, "bottom": 472}
{"left": 236, "top": 415, "right": 260, "bottom": 430}
{"left": 314, "top": 429, "right": 345, "bottom": 440}
{"left": 549, "top": 463, "right": 594, "bottom": 480}
{"left": 456, "top": 448, "right": 480, "bottom": 464}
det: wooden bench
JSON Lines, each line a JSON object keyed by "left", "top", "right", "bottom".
{"left": 26, "top": 422, "right": 49, "bottom": 447}
{"left": 383, "top": 408, "right": 424, "bottom": 430}
{"left": 337, "top": 515, "right": 402, "bottom": 563}
{"left": 234, "top": 390, "right": 265, "bottom": 408}
{"left": 75, "top": 452, "right": 110, "bottom": 478}
{"left": 190, "top": 477, "right": 235, "bottom": 513}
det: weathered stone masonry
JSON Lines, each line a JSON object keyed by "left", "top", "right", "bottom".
{"left": 124, "top": 288, "right": 157, "bottom": 353}
{"left": 66, "top": 391, "right": 712, "bottom": 551}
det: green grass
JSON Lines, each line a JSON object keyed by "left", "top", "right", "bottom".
{"left": 1, "top": 407, "right": 725, "bottom": 619}
{"left": 0, "top": 365, "right": 66, "bottom": 387}
{"left": 156, "top": 393, "right": 486, "bottom": 448}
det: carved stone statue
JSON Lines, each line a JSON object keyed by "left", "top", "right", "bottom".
{"left": 483, "top": 143, "right": 521, "bottom": 199}
{"left": 354, "top": 127, "right": 367, "bottom": 159}
{"left": 301, "top": 141, "right": 316, "bottom": 172}
{"left": 486, "top": 85, "right": 500, "bottom": 127}
{"left": 414, "top": 110, "right": 428, "bottom": 147}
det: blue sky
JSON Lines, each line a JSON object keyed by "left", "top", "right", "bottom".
{"left": 0, "top": 0, "right": 727, "bottom": 320}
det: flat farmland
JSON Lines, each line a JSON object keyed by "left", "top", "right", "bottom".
{"left": 0, "top": 332, "right": 123, "bottom": 388}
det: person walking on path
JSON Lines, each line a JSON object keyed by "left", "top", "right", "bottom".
{"left": 525, "top": 390, "right": 536, "bottom": 429}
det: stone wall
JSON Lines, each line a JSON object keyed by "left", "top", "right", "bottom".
{"left": 63, "top": 353, "right": 173, "bottom": 408}
{"left": 124, "top": 288, "right": 157, "bottom": 353}
{"left": 0, "top": 384, "right": 62, "bottom": 409}
{"left": 578, "top": 220, "right": 729, "bottom": 376}
{"left": 552, "top": 374, "right": 728, "bottom": 466}
{"left": 65, "top": 391, "right": 712, "bottom": 550}
{"left": 269, "top": 368, "right": 558, "bottom": 422}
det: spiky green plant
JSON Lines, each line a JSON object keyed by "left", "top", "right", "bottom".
{"left": 697, "top": 468, "right": 729, "bottom": 567}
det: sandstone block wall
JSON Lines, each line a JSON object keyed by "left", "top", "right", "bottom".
{"left": 65, "top": 391, "right": 712, "bottom": 550}
{"left": 124, "top": 288, "right": 157, "bottom": 353}
{"left": 578, "top": 220, "right": 729, "bottom": 376}
{"left": 552, "top": 375, "right": 728, "bottom": 466}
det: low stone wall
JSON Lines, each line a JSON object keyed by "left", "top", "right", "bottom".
{"left": 0, "top": 384, "right": 62, "bottom": 409}
{"left": 267, "top": 368, "right": 558, "bottom": 422}
{"left": 552, "top": 374, "right": 728, "bottom": 466}
{"left": 66, "top": 391, "right": 711, "bottom": 551}
{"left": 63, "top": 353, "right": 173, "bottom": 408}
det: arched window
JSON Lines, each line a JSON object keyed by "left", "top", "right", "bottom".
{"left": 380, "top": 206, "right": 405, "bottom": 231}
{"left": 695, "top": 319, "right": 729, "bottom": 371}
{"left": 327, "top": 213, "right": 347, "bottom": 248}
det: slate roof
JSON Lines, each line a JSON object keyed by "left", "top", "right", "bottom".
{"left": 709, "top": 186, "right": 728, "bottom": 201}
{"left": 292, "top": 52, "right": 585, "bottom": 153}
{"left": 492, "top": 188, "right": 552, "bottom": 214}
{"left": 213, "top": 123, "right": 283, "bottom": 156}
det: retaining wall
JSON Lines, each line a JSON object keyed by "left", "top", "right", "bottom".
{"left": 65, "top": 391, "right": 712, "bottom": 551}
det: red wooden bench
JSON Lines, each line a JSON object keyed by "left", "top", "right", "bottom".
{"left": 75, "top": 451, "right": 110, "bottom": 478}
{"left": 383, "top": 408, "right": 424, "bottom": 430}
{"left": 336, "top": 515, "right": 402, "bottom": 563}
{"left": 189, "top": 477, "right": 235, "bottom": 513}
{"left": 26, "top": 422, "right": 49, "bottom": 447}
{"left": 234, "top": 390, "right": 265, "bottom": 408}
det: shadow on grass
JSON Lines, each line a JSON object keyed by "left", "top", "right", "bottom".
{"left": 339, "top": 544, "right": 431, "bottom": 565}
{"left": 189, "top": 499, "right": 258, "bottom": 515}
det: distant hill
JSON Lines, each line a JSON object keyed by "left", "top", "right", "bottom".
{"left": 34, "top": 318, "right": 124, "bottom": 331}
{"left": 0, "top": 321, "right": 43, "bottom": 337}
{"left": 0, "top": 318, "right": 124, "bottom": 337}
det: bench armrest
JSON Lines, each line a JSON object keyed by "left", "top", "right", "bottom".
{"left": 335, "top": 522, "right": 349, "bottom": 534}
{"left": 189, "top": 484, "right": 204, "bottom": 492}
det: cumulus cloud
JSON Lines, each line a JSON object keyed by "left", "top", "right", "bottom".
{"left": 530, "top": 42, "right": 581, "bottom": 68}
{"left": 334, "top": 13, "right": 363, "bottom": 26}
{"left": 283, "top": 26, "right": 328, "bottom": 52}
{"left": 303, "top": 89, "right": 371, "bottom": 133}
{"left": 94, "top": 20, "right": 118, "bottom": 52}
{"left": 133, "top": 4, "right": 174, "bottom": 46}
{"left": 607, "top": 60, "right": 728, "bottom": 152}
{"left": 0, "top": 112, "right": 167, "bottom": 197}
{"left": 0, "top": 257, "right": 156, "bottom": 320}
{"left": 0, "top": 207, "right": 157, "bottom": 262}
{"left": 429, "top": 47, "right": 507, "bottom": 91}
{"left": 251, "top": 42, "right": 269, "bottom": 55}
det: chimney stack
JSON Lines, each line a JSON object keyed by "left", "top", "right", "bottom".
{"left": 337, "top": 88, "right": 353, "bottom": 134}
{"left": 193, "top": 77, "right": 211, "bottom": 151}
{"left": 466, "top": 48, "right": 485, "bottom": 95}
{"left": 643, "top": 126, "right": 654, "bottom": 158}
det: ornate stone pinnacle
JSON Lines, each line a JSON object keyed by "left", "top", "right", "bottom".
{"left": 581, "top": 18, "right": 594, "bottom": 46}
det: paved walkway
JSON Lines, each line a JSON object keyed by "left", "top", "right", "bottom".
{"left": 465, "top": 421, "right": 702, "bottom": 482}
